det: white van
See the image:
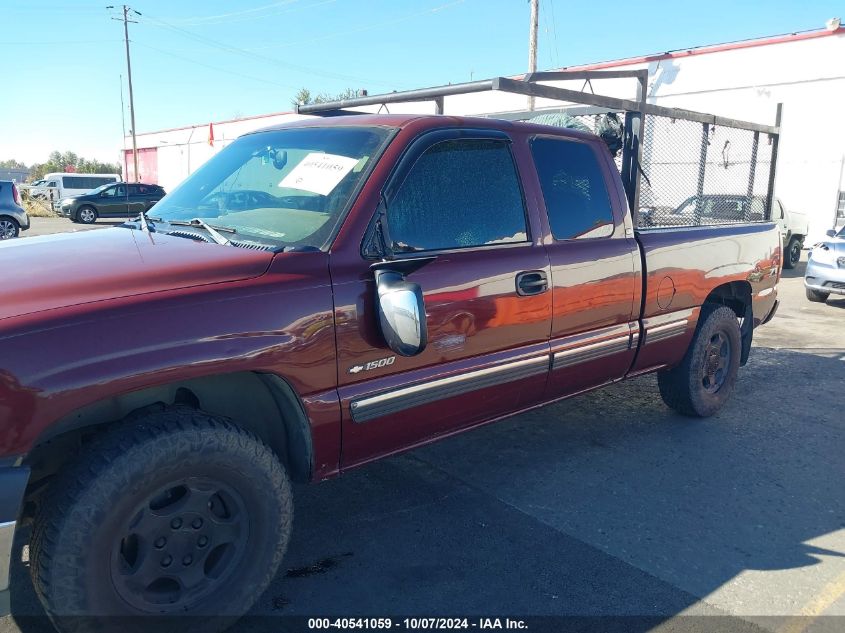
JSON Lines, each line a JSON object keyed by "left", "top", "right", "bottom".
{"left": 38, "top": 173, "right": 120, "bottom": 204}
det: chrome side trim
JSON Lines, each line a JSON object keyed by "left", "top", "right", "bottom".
{"left": 552, "top": 335, "right": 631, "bottom": 370}
{"left": 645, "top": 319, "right": 689, "bottom": 344}
{"left": 351, "top": 355, "right": 549, "bottom": 423}
{"left": 0, "top": 520, "right": 15, "bottom": 594}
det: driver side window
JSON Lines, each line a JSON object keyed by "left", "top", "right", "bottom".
{"left": 387, "top": 138, "right": 528, "bottom": 253}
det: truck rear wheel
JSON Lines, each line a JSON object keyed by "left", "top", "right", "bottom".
{"left": 30, "top": 406, "right": 293, "bottom": 632}
{"left": 783, "top": 237, "right": 801, "bottom": 269}
{"left": 657, "top": 306, "right": 741, "bottom": 417}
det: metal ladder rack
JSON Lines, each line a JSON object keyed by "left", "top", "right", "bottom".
{"left": 296, "top": 70, "right": 781, "bottom": 226}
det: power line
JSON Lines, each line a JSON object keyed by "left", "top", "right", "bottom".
{"left": 138, "top": 11, "right": 403, "bottom": 88}
{"left": 548, "top": 0, "right": 560, "bottom": 68}
{"left": 0, "top": 39, "right": 122, "bottom": 45}
{"left": 248, "top": 0, "right": 466, "bottom": 51}
{"left": 540, "top": 1, "right": 552, "bottom": 68}
{"left": 166, "top": 0, "right": 335, "bottom": 27}
{"left": 169, "top": 0, "right": 301, "bottom": 25}
{"left": 131, "top": 40, "right": 301, "bottom": 90}
{"left": 528, "top": 0, "right": 538, "bottom": 110}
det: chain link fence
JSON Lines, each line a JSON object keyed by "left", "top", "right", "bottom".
{"left": 635, "top": 114, "right": 774, "bottom": 228}
{"left": 554, "top": 111, "right": 775, "bottom": 230}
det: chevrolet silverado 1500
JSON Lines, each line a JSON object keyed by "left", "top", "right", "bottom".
{"left": 0, "top": 92, "right": 781, "bottom": 630}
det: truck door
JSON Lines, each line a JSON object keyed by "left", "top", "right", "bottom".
{"left": 330, "top": 129, "right": 552, "bottom": 469}
{"left": 527, "top": 135, "right": 641, "bottom": 399}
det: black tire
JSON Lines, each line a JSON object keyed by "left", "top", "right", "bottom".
{"left": 806, "top": 288, "right": 829, "bottom": 303}
{"left": 657, "top": 305, "right": 741, "bottom": 417}
{"left": 76, "top": 205, "right": 98, "bottom": 224}
{"left": 0, "top": 216, "right": 19, "bottom": 239}
{"left": 783, "top": 237, "right": 801, "bottom": 269}
{"left": 30, "top": 406, "right": 293, "bottom": 633}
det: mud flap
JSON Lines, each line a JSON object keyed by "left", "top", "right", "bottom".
{"left": 740, "top": 303, "right": 753, "bottom": 366}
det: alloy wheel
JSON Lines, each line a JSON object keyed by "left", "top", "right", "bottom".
{"left": 0, "top": 219, "right": 17, "bottom": 239}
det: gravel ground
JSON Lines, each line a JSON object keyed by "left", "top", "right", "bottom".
{"left": 3, "top": 243, "right": 843, "bottom": 633}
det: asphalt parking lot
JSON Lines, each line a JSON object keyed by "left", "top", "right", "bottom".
{"left": 3, "top": 227, "right": 843, "bottom": 633}
{"left": 21, "top": 216, "right": 124, "bottom": 237}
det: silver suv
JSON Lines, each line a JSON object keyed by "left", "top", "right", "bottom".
{"left": 0, "top": 181, "right": 30, "bottom": 239}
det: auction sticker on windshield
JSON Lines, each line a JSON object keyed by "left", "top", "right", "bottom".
{"left": 280, "top": 152, "right": 359, "bottom": 196}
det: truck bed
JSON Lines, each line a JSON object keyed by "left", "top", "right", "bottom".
{"left": 631, "top": 222, "right": 780, "bottom": 374}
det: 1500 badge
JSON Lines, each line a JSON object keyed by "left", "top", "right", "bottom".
{"left": 348, "top": 356, "right": 396, "bottom": 374}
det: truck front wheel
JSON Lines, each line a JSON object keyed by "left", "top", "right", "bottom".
{"left": 657, "top": 306, "right": 741, "bottom": 417}
{"left": 30, "top": 406, "right": 293, "bottom": 632}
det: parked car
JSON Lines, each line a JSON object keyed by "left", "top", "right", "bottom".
{"left": 0, "top": 114, "right": 780, "bottom": 629}
{"left": 34, "top": 173, "right": 120, "bottom": 204}
{"left": 772, "top": 198, "right": 810, "bottom": 269}
{"left": 59, "top": 182, "right": 166, "bottom": 223}
{"left": 805, "top": 226, "right": 845, "bottom": 302}
{"left": 639, "top": 194, "right": 762, "bottom": 227}
{"left": 640, "top": 194, "right": 807, "bottom": 268}
{"left": 19, "top": 178, "right": 45, "bottom": 195}
{"left": 0, "top": 180, "right": 29, "bottom": 239}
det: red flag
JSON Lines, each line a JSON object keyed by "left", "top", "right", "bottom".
{"left": 207, "top": 122, "right": 215, "bottom": 147}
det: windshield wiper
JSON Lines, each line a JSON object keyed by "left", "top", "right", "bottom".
{"left": 125, "top": 210, "right": 153, "bottom": 233}
{"left": 164, "top": 218, "right": 235, "bottom": 246}
{"left": 138, "top": 210, "right": 151, "bottom": 234}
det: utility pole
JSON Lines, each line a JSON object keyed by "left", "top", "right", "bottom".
{"left": 110, "top": 5, "right": 141, "bottom": 182}
{"left": 528, "top": 0, "right": 539, "bottom": 111}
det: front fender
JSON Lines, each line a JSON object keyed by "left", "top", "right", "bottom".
{"left": 0, "top": 253, "right": 339, "bottom": 469}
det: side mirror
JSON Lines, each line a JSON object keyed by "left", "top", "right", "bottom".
{"left": 826, "top": 229, "right": 836, "bottom": 237}
{"left": 374, "top": 269, "right": 427, "bottom": 357}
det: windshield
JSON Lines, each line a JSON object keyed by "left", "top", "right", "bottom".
{"left": 151, "top": 126, "right": 393, "bottom": 249}
{"left": 88, "top": 183, "right": 114, "bottom": 195}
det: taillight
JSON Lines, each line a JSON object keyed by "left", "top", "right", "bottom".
{"left": 12, "top": 183, "right": 21, "bottom": 206}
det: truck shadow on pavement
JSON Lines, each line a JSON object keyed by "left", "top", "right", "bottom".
{"left": 7, "top": 347, "right": 845, "bottom": 632}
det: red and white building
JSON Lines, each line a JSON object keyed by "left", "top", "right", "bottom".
{"left": 124, "top": 21, "right": 845, "bottom": 240}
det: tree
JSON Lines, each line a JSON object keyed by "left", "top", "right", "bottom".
{"left": 0, "top": 159, "right": 28, "bottom": 169}
{"left": 291, "top": 87, "right": 361, "bottom": 108}
{"left": 28, "top": 152, "right": 122, "bottom": 181}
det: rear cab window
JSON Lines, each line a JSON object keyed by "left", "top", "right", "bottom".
{"left": 387, "top": 138, "right": 528, "bottom": 253}
{"left": 529, "top": 136, "right": 616, "bottom": 240}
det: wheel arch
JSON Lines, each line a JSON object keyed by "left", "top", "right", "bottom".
{"left": 0, "top": 214, "right": 20, "bottom": 230}
{"left": 27, "top": 371, "right": 314, "bottom": 490}
{"left": 702, "top": 280, "right": 753, "bottom": 366}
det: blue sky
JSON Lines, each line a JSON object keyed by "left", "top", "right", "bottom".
{"left": 1, "top": 0, "right": 841, "bottom": 166}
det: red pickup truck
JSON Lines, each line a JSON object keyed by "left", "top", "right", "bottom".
{"left": 0, "top": 113, "right": 779, "bottom": 629}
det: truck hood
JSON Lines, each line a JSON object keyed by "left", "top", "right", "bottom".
{"left": 0, "top": 227, "right": 274, "bottom": 321}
